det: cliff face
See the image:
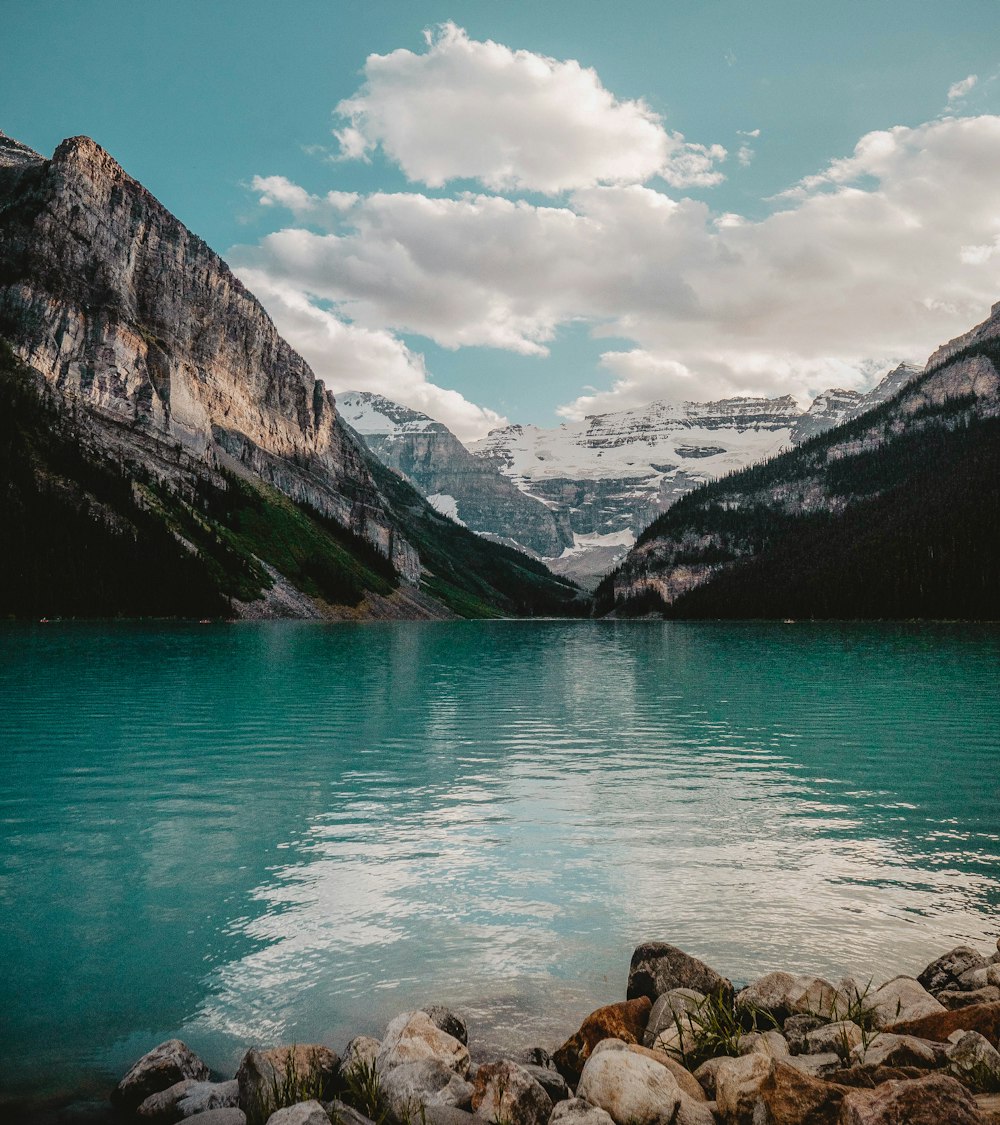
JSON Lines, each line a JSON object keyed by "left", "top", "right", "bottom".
{"left": 601, "top": 317, "right": 1000, "bottom": 619}
{"left": 339, "top": 391, "right": 573, "bottom": 557}
{"left": 0, "top": 133, "right": 583, "bottom": 619}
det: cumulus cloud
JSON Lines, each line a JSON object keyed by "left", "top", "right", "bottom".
{"left": 236, "top": 113, "right": 1000, "bottom": 421}
{"left": 331, "top": 22, "right": 726, "bottom": 193}
{"left": 235, "top": 267, "right": 505, "bottom": 442}
{"left": 948, "top": 74, "right": 978, "bottom": 102}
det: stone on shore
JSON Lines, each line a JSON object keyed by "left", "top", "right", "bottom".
{"left": 377, "top": 1011, "right": 470, "bottom": 1076}
{"left": 782, "top": 1015, "right": 827, "bottom": 1054}
{"left": 712, "top": 1052, "right": 772, "bottom": 1125}
{"left": 735, "top": 973, "right": 844, "bottom": 1023}
{"left": 886, "top": 1000, "right": 1000, "bottom": 1046}
{"left": 867, "top": 975, "right": 944, "bottom": 1027}
{"left": 782, "top": 1053, "right": 842, "bottom": 1079}
{"left": 549, "top": 1097, "right": 616, "bottom": 1125}
{"left": 948, "top": 1030, "right": 1000, "bottom": 1089}
{"left": 758, "top": 1060, "right": 849, "bottom": 1125}
{"left": 643, "top": 989, "right": 705, "bottom": 1048}
{"left": 518, "top": 1063, "right": 569, "bottom": 1104}
{"left": 576, "top": 1048, "right": 681, "bottom": 1125}
{"left": 327, "top": 1100, "right": 376, "bottom": 1125}
{"left": 800, "top": 1020, "right": 861, "bottom": 1058}
{"left": 849, "top": 1032, "right": 945, "bottom": 1070}
{"left": 627, "top": 943, "right": 732, "bottom": 1005}
{"left": 137, "top": 1078, "right": 240, "bottom": 1121}
{"left": 838, "top": 1073, "right": 985, "bottom": 1124}
{"left": 381, "top": 1058, "right": 474, "bottom": 1120}
{"left": 236, "top": 1045, "right": 339, "bottom": 1115}
{"left": 112, "top": 1039, "right": 212, "bottom": 1111}
{"left": 941, "top": 986, "right": 1000, "bottom": 1010}
{"left": 551, "top": 998, "right": 651, "bottom": 1083}
{"left": 183, "top": 1112, "right": 245, "bottom": 1125}
{"left": 471, "top": 1060, "right": 551, "bottom": 1125}
{"left": 265, "top": 1101, "right": 330, "bottom": 1125}
{"left": 590, "top": 1039, "right": 706, "bottom": 1104}
{"left": 423, "top": 1007, "right": 469, "bottom": 1047}
{"left": 342, "top": 1037, "right": 381, "bottom": 1074}
{"left": 737, "top": 1030, "right": 790, "bottom": 1058}
{"left": 918, "top": 946, "right": 989, "bottom": 995}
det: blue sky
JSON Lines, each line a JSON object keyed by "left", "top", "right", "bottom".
{"left": 5, "top": 1, "right": 1000, "bottom": 437}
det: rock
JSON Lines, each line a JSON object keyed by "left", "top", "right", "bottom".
{"left": 575, "top": 1048, "right": 680, "bottom": 1125}
{"left": 977, "top": 1093, "right": 1000, "bottom": 1125}
{"left": 867, "top": 975, "right": 945, "bottom": 1028}
{"left": 627, "top": 943, "right": 733, "bottom": 1004}
{"left": 802, "top": 1021, "right": 863, "bottom": 1058}
{"left": 918, "top": 946, "right": 988, "bottom": 995}
{"left": 422, "top": 1007, "right": 469, "bottom": 1048}
{"left": 591, "top": 1040, "right": 706, "bottom": 1104}
{"left": 327, "top": 1100, "right": 376, "bottom": 1125}
{"left": 519, "top": 1064, "right": 569, "bottom": 1104}
{"left": 826, "top": 1066, "right": 925, "bottom": 1087}
{"left": 782, "top": 1015, "right": 827, "bottom": 1055}
{"left": 673, "top": 1095, "right": 715, "bottom": 1125}
{"left": 265, "top": 1101, "right": 330, "bottom": 1125}
{"left": 548, "top": 1097, "right": 616, "bottom": 1125}
{"left": 737, "top": 1031, "right": 789, "bottom": 1058}
{"left": 713, "top": 1053, "right": 772, "bottom": 1125}
{"left": 838, "top": 1073, "right": 985, "bottom": 1124}
{"left": 519, "top": 1049, "right": 554, "bottom": 1070}
{"left": 343, "top": 1037, "right": 381, "bottom": 1075}
{"left": 643, "top": 990, "right": 705, "bottom": 1048}
{"left": 112, "top": 1040, "right": 212, "bottom": 1111}
{"left": 138, "top": 1079, "right": 240, "bottom": 1121}
{"left": 850, "top": 1032, "right": 945, "bottom": 1070}
{"left": 236, "top": 1046, "right": 340, "bottom": 1117}
{"left": 382, "top": 1059, "right": 474, "bottom": 1121}
{"left": 758, "top": 1060, "right": 849, "bottom": 1125}
{"left": 941, "top": 987, "right": 1000, "bottom": 1010}
{"left": 378, "top": 1012, "right": 470, "bottom": 1077}
{"left": 692, "top": 1057, "right": 729, "bottom": 1099}
{"left": 734, "top": 973, "right": 842, "bottom": 1024}
{"left": 182, "top": 1112, "right": 245, "bottom": 1125}
{"left": 420, "top": 1107, "right": 478, "bottom": 1125}
{"left": 781, "top": 1053, "right": 842, "bottom": 1079}
{"left": 948, "top": 1030, "right": 1000, "bottom": 1089}
{"left": 551, "top": 998, "right": 651, "bottom": 1083}
{"left": 886, "top": 1000, "right": 1000, "bottom": 1047}
{"left": 471, "top": 1061, "right": 551, "bottom": 1125}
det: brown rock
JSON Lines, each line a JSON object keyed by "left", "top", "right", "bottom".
{"left": 713, "top": 1053, "right": 771, "bottom": 1124}
{"left": 552, "top": 998, "right": 652, "bottom": 1083}
{"left": 758, "top": 1060, "right": 849, "bottom": 1125}
{"left": 627, "top": 943, "right": 733, "bottom": 1004}
{"left": 839, "top": 1073, "right": 986, "bottom": 1124}
{"left": 470, "top": 1061, "right": 551, "bottom": 1125}
{"left": 826, "top": 1066, "right": 925, "bottom": 1088}
{"left": 976, "top": 1093, "right": 1000, "bottom": 1125}
{"left": 941, "top": 987, "right": 1000, "bottom": 1010}
{"left": 886, "top": 1001, "right": 1000, "bottom": 1047}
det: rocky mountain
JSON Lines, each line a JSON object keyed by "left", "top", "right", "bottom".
{"left": 597, "top": 316, "right": 1000, "bottom": 619}
{"left": 0, "top": 131, "right": 581, "bottom": 619}
{"left": 338, "top": 390, "right": 573, "bottom": 557}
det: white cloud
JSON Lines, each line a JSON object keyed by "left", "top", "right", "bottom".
{"left": 948, "top": 74, "right": 978, "bottom": 102}
{"left": 737, "top": 145, "right": 754, "bottom": 167}
{"left": 331, "top": 22, "right": 725, "bottom": 193}
{"left": 237, "top": 107, "right": 1000, "bottom": 426}
{"left": 234, "top": 267, "right": 505, "bottom": 442}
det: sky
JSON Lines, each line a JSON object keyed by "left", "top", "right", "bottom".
{"left": 5, "top": 1, "right": 1000, "bottom": 440}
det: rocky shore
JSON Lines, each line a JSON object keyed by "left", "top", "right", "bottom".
{"left": 104, "top": 939, "right": 1000, "bottom": 1125}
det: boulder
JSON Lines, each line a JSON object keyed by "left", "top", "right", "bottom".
{"left": 782, "top": 1015, "right": 827, "bottom": 1055}
{"left": 713, "top": 1053, "right": 772, "bottom": 1125}
{"left": 737, "top": 1030, "right": 790, "bottom": 1058}
{"left": 781, "top": 1053, "right": 842, "bottom": 1079}
{"left": 420, "top": 1107, "right": 477, "bottom": 1125}
{"left": 378, "top": 1012, "right": 470, "bottom": 1077}
{"left": 850, "top": 1033, "right": 945, "bottom": 1070}
{"left": 643, "top": 990, "right": 705, "bottom": 1048}
{"left": 734, "top": 973, "right": 843, "bottom": 1024}
{"left": 918, "top": 946, "right": 988, "bottom": 995}
{"left": 948, "top": 1030, "right": 1000, "bottom": 1089}
{"left": 422, "top": 1007, "right": 469, "bottom": 1048}
{"left": 327, "top": 1100, "right": 376, "bottom": 1125}
{"left": 591, "top": 1040, "right": 706, "bottom": 1103}
{"left": 757, "top": 1060, "right": 849, "bottom": 1125}
{"left": 236, "top": 1046, "right": 340, "bottom": 1117}
{"left": 672, "top": 1095, "right": 715, "bottom": 1125}
{"left": 548, "top": 1098, "right": 616, "bottom": 1125}
{"left": 576, "top": 1047, "right": 681, "bottom": 1125}
{"left": 112, "top": 1040, "right": 211, "bottom": 1111}
{"left": 942, "top": 987, "right": 1000, "bottom": 1010}
{"left": 471, "top": 1061, "right": 551, "bottom": 1125}
{"left": 886, "top": 1000, "right": 1000, "bottom": 1047}
{"left": 627, "top": 943, "right": 733, "bottom": 1005}
{"left": 265, "top": 1101, "right": 330, "bottom": 1125}
{"left": 826, "top": 1065, "right": 925, "bottom": 1087}
{"left": 382, "top": 1059, "right": 474, "bottom": 1121}
{"left": 551, "top": 998, "right": 651, "bottom": 1083}
{"left": 867, "top": 975, "right": 944, "bottom": 1028}
{"left": 518, "top": 1064, "right": 568, "bottom": 1104}
{"left": 977, "top": 1093, "right": 1000, "bottom": 1125}
{"left": 838, "top": 1073, "right": 985, "bottom": 1124}
{"left": 802, "top": 1021, "right": 862, "bottom": 1058}
{"left": 138, "top": 1079, "right": 240, "bottom": 1121}
{"left": 183, "top": 1113, "right": 245, "bottom": 1125}
{"left": 343, "top": 1037, "right": 381, "bottom": 1074}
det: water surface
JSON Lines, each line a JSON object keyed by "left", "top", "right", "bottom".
{"left": 1, "top": 620, "right": 998, "bottom": 1105}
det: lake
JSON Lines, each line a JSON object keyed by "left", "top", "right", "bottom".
{"left": 1, "top": 620, "right": 998, "bottom": 1113}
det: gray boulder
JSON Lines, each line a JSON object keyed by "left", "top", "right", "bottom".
{"left": 643, "top": 989, "right": 705, "bottom": 1048}
{"left": 236, "top": 1046, "right": 340, "bottom": 1116}
{"left": 850, "top": 1033, "right": 946, "bottom": 1070}
{"left": 939, "top": 985, "right": 1000, "bottom": 1009}
{"left": 627, "top": 943, "right": 732, "bottom": 1004}
{"left": 519, "top": 1064, "right": 569, "bottom": 1104}
{"left": 782, "top": 1014, "right": 827, "bottom": 1055}
{"left": 803, "top": 1021, "right": 863, "bottom": 1058}
{"left": 138, "top": 1079, "right": 240, "bottom": 1121}
{"left": 422, "top": 1007, "right": 468, "bottom": 1048}
{"left": 327, "top": 1100, "right": 375, "bottom": 1125}
{"left": 265, "top": 1101, "right": 330, "bottom": 1125}
{"left": 918, "top": 946, "right": 988, "bottom": 996}
{"left": 737, "top": 1030, "right": 790, "bottom": 1059}
{"left": 471, "top": 1060, "right": 552, "bottom": 1125}
{"left": 947, "top": 1029, "right": 1000, "bottom": 1089}
{"left": 576, "top": 1048, "right": 680, "bottom": 1125}
{"left": 185, "top": 1113, "right": 245, "bottom": 1125}
{"left": 548, "top": 1098, "right": 616, "bottom": 1125}
{"left": 867, "top": 976, "right": 945, "bottom": 1028}
{"left": 381, "top": 1059, "right": 474, "bottom": 1121}
{"left": 782, "top": 1052, "right": 843, "bottom": 1078}
{"left": 342, "top": 1037, "right": 381, "bottom": 1075}
{"left": 112, "top": 1039, "right": 211, "bottom": 1111}
{"left": 377, "top": 1012, "right": 470, "bottom": 1077}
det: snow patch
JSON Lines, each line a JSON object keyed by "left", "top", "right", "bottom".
{"left": 427, "top": 493, "right": 465, "bottom": 525}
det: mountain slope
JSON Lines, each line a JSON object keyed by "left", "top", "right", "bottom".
{"left": 338, "top": 390, "right": 573, "bottom": 557}
{"left": 597, "top": 314, "right": 1000, "bottom": 619}
{"left": 0, "top": 131, "right": 580, "bottom": 619}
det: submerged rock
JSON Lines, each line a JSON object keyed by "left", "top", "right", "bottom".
{"left": 112, "top": 1039, "right": 211, "bottom": 1111}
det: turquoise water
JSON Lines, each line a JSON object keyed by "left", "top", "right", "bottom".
{"left": 1, "top": 620, "right": 999, "bottom": 1108}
